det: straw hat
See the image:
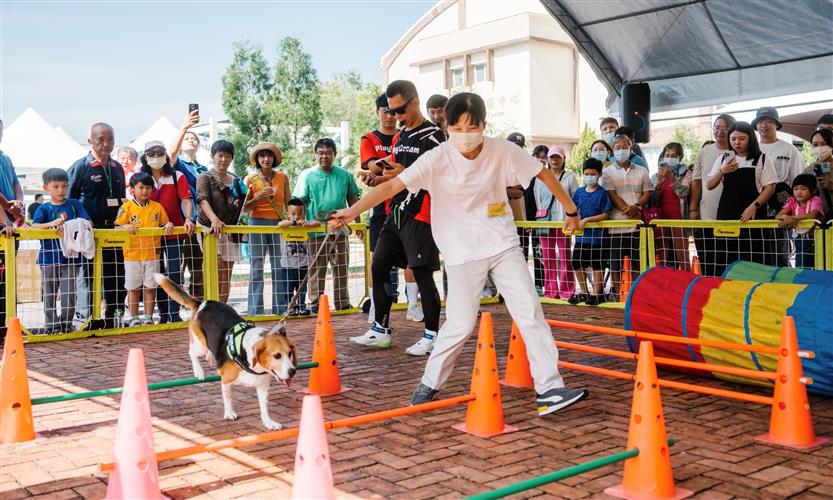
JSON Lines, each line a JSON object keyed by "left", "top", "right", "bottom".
{"left": 249, "top": 142, "right": 283, "bottom": 167}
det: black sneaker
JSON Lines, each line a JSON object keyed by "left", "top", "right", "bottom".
{"left": 536, "top": 387, "right": 589, "bottom": 416}
{"left": 567, "top": 293, "right": 588, "bottom": 305}
{"left": 586, "top": 295, "right": 600, "bottom": 306}
{"left": 411, "top": 383, "right": 438, "bottom": 405}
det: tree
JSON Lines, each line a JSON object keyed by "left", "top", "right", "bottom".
{"left": 320, "top": 71, "right": 382, "bottom": 162}
{"left": 221, "top": 41, "right": 274, "bottom": 176}
{"left": 670, "top": 124, "right": 707, "bottom": 164}
{"left": 269, "top": 37, "right": 322, "bottom": 182}
{"left": 566, "top": 123, "right": 597, "bottom": 177}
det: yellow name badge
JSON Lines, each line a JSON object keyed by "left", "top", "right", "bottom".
{"left": 714, "top": 227, "right": 740, "bottom": 238}
{"left": 487, "top": 202, "right": 506, "bottom": 217}
{"left": 563, "top": 228, "right": 585, "bottom": 236}
{"left": 282, "top": 227, "right": 309, "bottom": 242}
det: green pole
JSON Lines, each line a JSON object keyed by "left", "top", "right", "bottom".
{"left": 467, "top": 439, "right": 676, "bottom": 500}
{"left": 31, "top": 361, "right": 318, "bottom": 405}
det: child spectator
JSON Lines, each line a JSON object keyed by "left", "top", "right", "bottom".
{"left": 115, "top": 172, "right": 174, "bottom": 326}
{"left": 568, "top": 159, "right": 611, "bottom": 305}
{"left": 31, "top": 168, "right": 90, "bottom": 333}
{"left": 277, "top": 198, "right": 320, "bottom": 315}
{"left": 776, "top": 174, "right": 823, "bottom": 269}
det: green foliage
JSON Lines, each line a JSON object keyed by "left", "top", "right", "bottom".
{"left": 221, "top": 41, "right": 274, "bottom": 177}
{"left": 566, "top": 123, "right": 597, "bottom": 177}
{"left": 220, "top": 37, "right": 322, "bottom": 182}
{"left": 669, "top": 124, "right": 707, "bottom": 164}
{"left": 320, "top": 71, "right": 382, "bottom": 166}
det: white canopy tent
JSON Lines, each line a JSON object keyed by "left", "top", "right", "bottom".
{"left": 541, "top": 0, "right": 833, "bottom": 113}
{"left": 128, "top": 116, "right": 178, "bottom": 152}
{"left": 3, "top": 108, "right": 87, "bottom": 183}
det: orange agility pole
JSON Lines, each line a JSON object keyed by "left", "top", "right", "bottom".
{"left": 606, "top": 341, "right": 692, "bottom": 499}
{"left": 304, "top": 295, "right": 346, "bottom": 396}
{"left": 547, "top": 319, "right": 813, "bottom": 358}
{"left": 555, "top": 340, "right": 777, "bottom": 381}
{"left": 756, "top": 317, "right": 829, "bottom": 449}
{"left": 453, "top": 312, "right": 517, "bottom": 437}
{"left": 100, "top": 393, "right": 475, "bottom": 471}
{"left": 501, "top": 323, "right": 534, "bottom": 388}
{"left": 0, "top": 318, "right": 36, "bottom": 444}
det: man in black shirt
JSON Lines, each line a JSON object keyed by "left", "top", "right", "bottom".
{"left": 350, "top": 80, "right": 445, "bottom": 356}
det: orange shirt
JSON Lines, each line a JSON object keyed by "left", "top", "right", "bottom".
{"left": 245, "top": 171, "right": 288, "bottom": 219}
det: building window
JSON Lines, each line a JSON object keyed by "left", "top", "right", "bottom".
{"left": 451, "top": 67, "right": 464, "bottom": 87}
{"left": 473, "top": 63, "right": 487, "bottom": 83}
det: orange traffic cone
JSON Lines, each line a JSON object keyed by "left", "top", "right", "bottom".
{"left": 291, "top": 395, "right": 335, "bottom": 500}
{"left": 606, "top": 341, "right": 692, "bottom": 500}
{"left": 304, "top": 295, "right": 346, "bottom": 396}
{"left": 500, "top": 322, "right": 533, "bottom": 388}
{"left": 620, "top": 256, "right": 632, "bottom": 302}
{"left": 105, "top": 349, "right": 166, "bottom": 499}
{"left": 0, "top": 317, "right": 36, "bottom": 444}
{"left": 691, "top": 256, "right": 701, "bottom": 276}
{"left": 453, "top": 312, "right": 517, "bottom": 437}
{"left": 755, "top": 316, "right": 828, "bottom": 449}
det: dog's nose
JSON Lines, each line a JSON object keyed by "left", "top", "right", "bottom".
{"left": 288, "top": 368, "right": 297, "bottom": 378}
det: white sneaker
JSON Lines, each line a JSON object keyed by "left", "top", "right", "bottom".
{"left": 406, "top": 304, "right": 424, "bottom": 322}
{"left": 405, "top": 336, "right": 434, "bottom": 356}
{"left": 349, "top": 323, "right": 392, "bottom": 348}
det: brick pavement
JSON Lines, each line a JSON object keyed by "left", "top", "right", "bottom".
{"left": 1, "top": 303, "right": 831, "bottom": 499}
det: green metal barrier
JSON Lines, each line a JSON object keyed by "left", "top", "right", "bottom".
{"left": 30, "top": 361, "right": 319, "bottom": 405}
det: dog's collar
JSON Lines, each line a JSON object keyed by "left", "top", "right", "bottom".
{"left": 224, "top": 321, "right": 268, "bottom": 375}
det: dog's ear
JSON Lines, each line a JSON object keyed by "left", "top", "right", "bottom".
{"left": 253, "top": 344, "right": 268, "bottom": 369}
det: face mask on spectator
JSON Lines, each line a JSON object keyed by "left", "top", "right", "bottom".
{"left": 147, "top": 157, "right": 165, "bottom": 170}
{"left": 613, "top": 149, "right": 630, "bottom": 162}
{"left": 448, "top": 131, "right": 484, "bottom": 153}
{"left": 663, "top": 157, "right": 680, "bottom": 168}
{"left": 590, "top": 150, "right": 608, "bottom": 162}
{"left": 604, "top": 132, "right": 615, "bottom": 145}
{"left": 813, "top": 145, "right": 832, "bottom": 161}
{"left": 583, "top": 174, "right": 598, "bottom": 186}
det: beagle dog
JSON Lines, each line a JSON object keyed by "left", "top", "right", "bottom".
{"left": 155, "top": 274, "right": 296, "bottom": 430}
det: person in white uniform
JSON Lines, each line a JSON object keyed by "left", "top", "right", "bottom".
{"left": 331, "top": 93, "right": 588, "bottom": 416}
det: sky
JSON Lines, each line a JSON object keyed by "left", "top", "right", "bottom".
{"left": 0, "top": 1, "right": 433, "bottom": 143}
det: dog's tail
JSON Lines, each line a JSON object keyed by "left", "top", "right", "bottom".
{"left": 154, "top": 273, "right": 200, "bottom": 310}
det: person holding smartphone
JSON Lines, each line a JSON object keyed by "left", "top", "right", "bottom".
{"left": 804, "top": 128, "right": 833, "bottom": 221}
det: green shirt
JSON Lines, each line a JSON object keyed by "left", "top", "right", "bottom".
{"left": 292, "top": 165, "right": 360, "bottom": 223}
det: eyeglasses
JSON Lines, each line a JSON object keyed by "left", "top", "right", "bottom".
{"left": 146, "top": 150, "right": 166, "bottom": 158}
{"left": 315, "top": 150, "right": 335, "bottom": 157}
{"left": 382, "top": 108, "right": 396, "bottom": 116}
{"left": 387, "top": 97, "right": 413, "bottom": 116}
{"left": 713, "top": 126, "right": 729, "bottom": 132}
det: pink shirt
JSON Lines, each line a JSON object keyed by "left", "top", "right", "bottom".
{"left": 782, "top": 195, "right": 823, "bottom": 218}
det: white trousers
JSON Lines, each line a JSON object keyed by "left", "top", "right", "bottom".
{"left": 421, "top": 246, "right": 564, "bottom": 395}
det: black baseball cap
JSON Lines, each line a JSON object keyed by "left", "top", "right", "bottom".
{"left": 506, "top": 132, "right": 525, "bottom": 147}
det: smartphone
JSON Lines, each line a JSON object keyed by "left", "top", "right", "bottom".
{"left": 377, "top": 159, "right": 392, "bottom": 170}
{"left": 189, "top": 103, "right": 199, "bottom": 118}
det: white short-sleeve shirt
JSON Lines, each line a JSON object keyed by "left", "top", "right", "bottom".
{"left": 397, "top": 137, "right": 542, "bottom": 266}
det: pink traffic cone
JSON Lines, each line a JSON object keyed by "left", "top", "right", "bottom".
{"left": 105, "top": 349, "right": 166, "bottom": 499}
{"left": 292, "top": 395, "right": 334, "bottom": 500}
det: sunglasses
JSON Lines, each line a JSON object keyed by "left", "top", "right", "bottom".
{"left": 146, "top": 150, "right": 166, "bottom": 158}
{"left": 387, "top": 97, "right": 413, "bottom": 116}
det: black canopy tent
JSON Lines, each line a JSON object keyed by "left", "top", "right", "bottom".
{"left": 540, "top": 0, "right": 833, "bottom": 113}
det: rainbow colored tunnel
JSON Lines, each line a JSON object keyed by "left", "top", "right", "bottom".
{"left": 625, "top": 267, "right": 833, "bottom": 397}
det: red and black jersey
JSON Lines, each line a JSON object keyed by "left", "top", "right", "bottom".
{"left": 360, "top": 130, "right": 393, "bottom": 167}
{"left": 390, "top": 120, "right": 445, "bottom": 223}
{"left": 360, "top": 130, "right": 394, "bottom": 217}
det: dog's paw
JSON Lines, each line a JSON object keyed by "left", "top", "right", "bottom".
{"left": 193, "top": 365, "right": 206, "bottom": 380}
{"left": 223, "top": 409, "right": 238, "bottom": 421}
{"left": 262, "top": 418, "right": 283, "bottom": 430}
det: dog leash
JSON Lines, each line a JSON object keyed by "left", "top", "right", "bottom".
{"left": 278, "top": 211, "right": 351, "bottom": 326}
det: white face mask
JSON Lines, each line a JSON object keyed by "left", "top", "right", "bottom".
{"left": 448, "top": 131, "right": 484, "bottom": 153}
{"left": 147, "top": 156, "right": 166, "bottom": 170}
{"left": 813, "top": 145, "right": 832, "bottom": 161}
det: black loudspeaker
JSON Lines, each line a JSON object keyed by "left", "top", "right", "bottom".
{"left": 621, "top": 83, "right": 651, "bottom": 143}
